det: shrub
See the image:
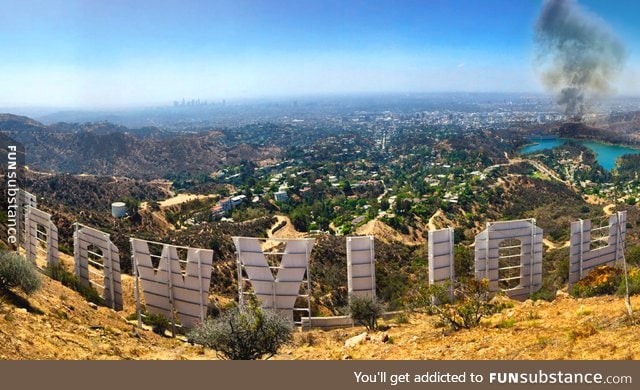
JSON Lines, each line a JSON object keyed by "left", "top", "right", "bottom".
{"left": 530, "top": 288, "right": 556, "bottom": 302}
{"left": 0, "top": 250, "right": 42, "bottom": 295}
{"left": 454, "top": 244, "right": 474, "bottom": 277}
{"left": 394, "top": 312, "right": 410, "bottom": 324}
{"left": 627, "top": 245, "right": 640, "bottom": 266}
{"left": 570, "top": 266, "right": 622, "bottom": 298}
{"left": 146, "top": 312, "right": 170, "bottom": 335}
{"left": 568, "top": 322, "right": 598, "bottom": 341}
{"left": 187, "top": 303, "right": 293, "bottom": 360}
{"left": 495, "top": 318, "right": 517, "bottom": 329}
{"left": 44, "top": 264, "right": 105, "bottom": 306}
{"left": 571, "top": 266, "right": 640, "bottom": 298}
{"left": 427, "top": 278, "right": 502, "bottom": 331}
{"left": 617, "top": 267, "right": 640, "bottom": 296}
{"left": 348, "top": 295, "right": 384, "bottom": 331}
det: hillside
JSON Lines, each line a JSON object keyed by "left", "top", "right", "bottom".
{"left": 0, "top": 254, "right": 216, "bottom": 360}
{"left": 278, "top": 294, "right": 640, "bottom": 360}
{"left": 26, "top": 173, "right": 169, "bottom": 211}
{"left": 0, "top": 114, "right": 46, "bottom": 132}
{"left": 1, "top": 115, "right": 279, "bottom": 179}
{"left": 559, "top": 121, "right": 640, "bottom": 146}
{"left": 2, "top": 262, "right": 639, "bottom": 360}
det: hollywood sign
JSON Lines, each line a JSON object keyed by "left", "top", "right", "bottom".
{"left": 429, "top": 214, "right": 626, "bottom": 300}
{"left": 74, "top": 223, "right": 123, "bottom": 311}
{"left": 17, "top": 196, "right": 628, "bottom": 329}
{"left": 131, "top": 238, "right": 213, "bottom": 331}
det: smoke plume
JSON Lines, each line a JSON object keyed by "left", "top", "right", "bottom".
{"left": 535, "top": 0, "right": 626, "bottom": 118}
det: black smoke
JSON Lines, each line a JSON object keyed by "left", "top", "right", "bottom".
{"left": 535, "top": 0, "right": 626, "bottom": 118}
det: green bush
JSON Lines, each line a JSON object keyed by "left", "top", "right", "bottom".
{"left": 530, "top": 288, "right": 556, "bottom": 302}
{"left": 617, "top": 267, "right": 640, "bottom": 296}
{"left": 427, "top": 278, "right": 502, "bottom": 331}
{"left": 627, "top": 245, "right": 640, "bottom": 266}
{"left": 454, "top": 244, "right": 474, "bottom": 278}
{"left": 348, "top": 295, "right": 384, "bottom": 331}
{"left": 146, "top": 312, "right": 171, "bottom": 335}
{"left": 187, "top": 303, "right": 293, "bottom": 360}
{"left": 0, "top": 251, "right": 42, "bottom": 295}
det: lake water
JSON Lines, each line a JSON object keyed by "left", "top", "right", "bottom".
{"left": 519, "top": 138, "right": 640, "bottom": 171}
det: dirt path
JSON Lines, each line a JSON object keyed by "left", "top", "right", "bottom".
{"left": 158, "top": 193, "right": 217, "bottom": 209}
{"left": 427, "top": 209, "right": 444, "bottom": 231}
{"left": 140, "top": 193, "right": 217, "bottom": 211}
{"left": 376, "top": 180, "right": 388, "bottom": 203}
{"left": 543, "top": 238, "right": 569, "bottom": 250}
{"left": 356, "top": 219, "right": 425, "bottom": 245}
{"left": 267, "top": 215, "right": 304, "bottom": 239}
{"left": 603, "top": 204, "right": 617, "bottom": 216}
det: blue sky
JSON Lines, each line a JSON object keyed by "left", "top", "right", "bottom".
{"left": 1, "top": 0, "right": 638, "bottom": 108}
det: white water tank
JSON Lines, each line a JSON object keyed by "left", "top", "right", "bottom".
{"left": 111, "top": 202, "right": 127, "bottom": 218}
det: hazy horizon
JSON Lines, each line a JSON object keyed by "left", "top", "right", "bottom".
{"left": 1, "top": 0, "right": 639, "bottom": 109}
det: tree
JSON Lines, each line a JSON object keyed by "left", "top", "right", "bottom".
{"left": 289, "top": 205, "right": 311, "bottom": 231}
{"left": 342, "top": 180, "right": 353, "bottom": 196}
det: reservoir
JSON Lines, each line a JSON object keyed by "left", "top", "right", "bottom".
{"left": 519, "top": 138, "right": 640, "bottom": 171}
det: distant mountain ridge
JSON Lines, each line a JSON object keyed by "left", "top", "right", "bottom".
{"left": 0, "top": 113, "right": 46, "bottom": 131}
{"left": 0, "top": 114, "right": 278, "bottom": 179}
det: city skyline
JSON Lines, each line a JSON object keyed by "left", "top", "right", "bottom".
{"left": 1, "top": 0, "right": 639, "bottom": 109}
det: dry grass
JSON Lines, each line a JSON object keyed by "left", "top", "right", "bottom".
{"left": 2, "top": 253, "right": 640, "bottom": 360}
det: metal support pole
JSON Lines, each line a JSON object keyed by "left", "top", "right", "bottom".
{"left": 369, "top": 236, "right": 375, "bottom": 298}
{"left": 105, "top": 232, "right": 116, "bottom": 310}
{"left": 25, "top": 205, "right": 33, "bottom": 263}
{"left": 165, "top": 246, "right": 176, "bottom": 337}
{"left": 196, "top": 249, "right": 205, "bottom": 323}
{"left": 235, "top": 238, "right": 244, "bottom": 308}
{"left": 306, "top": 239, "right": 312, "bottom": 329}
{"left": 529, "top": 219, "right": 535, "bottom": 295}
{"left": 617, "top": 211, "right": 633, "bottom": 319}
{"left": 448, "top": 228, "right": 454, "bottom": 303}
{"left": 131, "top": 238, "right": 142, "bottom": 329}
{"left": 485, "top": 222, "right": 490, "bottom": 283}
{"left": 73, "top": 223, "right": 80, "bottom": 278}
{"left": 579, "top": 219, "right": 584, "bottom": 280}
{"left": 272, "top": 242, "right": 277, "bottom": 312}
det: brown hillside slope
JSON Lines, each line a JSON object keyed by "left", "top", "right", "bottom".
{"left": 0, "top": 269, "right": 216, "bottom": 360}
{"left": 278, "top": 294, "right": 640, "bottom": 360}
{"left": 2, "top": 265, "right": 640, "bottom": 360}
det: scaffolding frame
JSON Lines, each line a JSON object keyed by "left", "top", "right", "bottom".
{"left": 570, "top": 212, "right": 626, "bottom": 284}
{"left": 18, "top": 189, "right": 37, "bottom": 249}
{"left": 478, "top": 218, "right": 541, "bottom": 299}
{"left": 234, "top": 237, "right": 314, "bottom": 327}
{"left": 73, "top": 223, "right": 121, "bottom": 310}
{"left": 131, "top": 238, "right": 211, "bottom": 336}
{"left": 24, "top": 205, "right": 58, "bottom": 268}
